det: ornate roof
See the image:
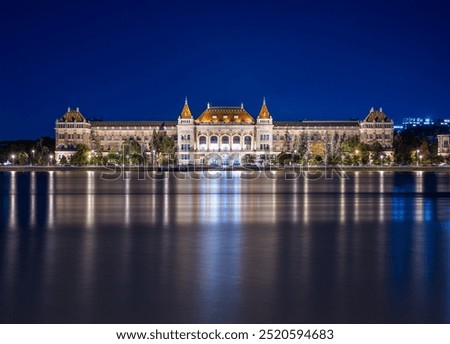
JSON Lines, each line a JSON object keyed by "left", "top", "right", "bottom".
{"left": 196, "top": 104, "right": 255, "bottom": 124}
{"left": 363, "top": 107, "right": 391, "bottom": 122}
{"left": 91, "top": 121, "right": 177, "bottom": 128}
{"left": 258, "top": 98, "right": 271, "bottom": 119}
{"left": 58, "top": 107, "right": 87, "bottom": 122}
{"left": 274, "top": 121, "right": 360, "bottom": 128}
{"left": 180, "top": 97, "right": 193, "bottom": 119}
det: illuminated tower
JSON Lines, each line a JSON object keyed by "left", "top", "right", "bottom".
{"left": 177, "top": 97, "right": 195, "bottom": 164}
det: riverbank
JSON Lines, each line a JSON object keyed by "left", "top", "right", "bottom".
{"left": 1, "top": 165, "right": 449, "bottom": 173}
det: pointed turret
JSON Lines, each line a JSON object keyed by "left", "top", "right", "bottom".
{"left": 180, "top": 97, "right": 193, "bottom": 119}
{"left": 258, "top": 97, "right": 271, "bottom": 119}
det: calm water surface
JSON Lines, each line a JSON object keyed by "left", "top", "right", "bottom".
{"left": 1, "top": 170, "right": 450, "bottom": 323}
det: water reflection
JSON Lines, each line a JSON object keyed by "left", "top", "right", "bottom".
{"left": 379, "top": 171, "right": 385, "bottom": 222}
{"left": 354, "top": 171, "right": 359, "bottom": 222}
{"left": 47, "top": 171, "right": 54, "bottom": 229}
{"left": 0, "top": 171, "right": 450, "bottom": 323}
{"left": 30, "top": 172, "right": 36, "bottom": 228}
{"left": 415, "top": 172, "right": 424, "bottom": 222}
{"left": 303, "top": 175, "right": 309, "bottom": 224}
{"left": 86, "top": 171, "right": 95, "bottom": 229}
{"left": 340, "top": 173, "right": 345, "bottom": 223}
{"left": 8, "top": 171, "right": 17, "bottom": 229}
{"left": 125, "top": 175, "right": 130, "bottom": 227}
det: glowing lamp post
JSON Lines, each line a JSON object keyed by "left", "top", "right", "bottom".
{"left": 11, "top": 154, "right": 15, "bottom": 165}
{"left": 416, "top": 149, "right": 420, "bottom": 166}
{"left": 31, "top": 149, "right": 35, "bottom": 166}
{"left": 49, "top": 154, "right": 53, "bottom": 166}
{"left": 419, "top": 154, "right": 423, "bottom": 166}
{"left": 380, "top": 154, "right": 384, "bottom": 165}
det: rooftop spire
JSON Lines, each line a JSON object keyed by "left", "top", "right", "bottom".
{"left": 258, "top": 97, "right": 270, "bottom": 119}
{"left": 180, "top": 98, "right": 193, "bottom": 119}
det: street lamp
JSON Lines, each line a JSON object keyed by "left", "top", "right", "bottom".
{"left": 49, "top": 154, "right": 53, "bottom": 166}
{"left": 152, "top": 149, "right": 156, "bottom": 166}
{"left": 416, "top": 149, "right": 420, "bottom": 167}
{"left": 419, "top": 154, "right": 423, "bottom": 165}
{"left": 380, "top": 154, "right": 384, "bottom": 165}
{"left": 354, "top": 149, "right": 359, "bottom": 165}
{"left": 31, "top": 149, "right": 35, "bottom": 166}
{"left": 11, "top": 154, "right": 15, "bottom": 165}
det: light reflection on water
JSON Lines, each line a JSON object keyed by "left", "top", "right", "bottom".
{"left": 0, "top": 170, "right": 450, "bottom": 323}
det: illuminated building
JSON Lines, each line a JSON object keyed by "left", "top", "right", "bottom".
{"left": 54, "top": 100, "right": 394, "bottom": 165}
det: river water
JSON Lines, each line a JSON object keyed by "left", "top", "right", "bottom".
{"left": 0, "top": 170, "right": 449, "bottom": 323}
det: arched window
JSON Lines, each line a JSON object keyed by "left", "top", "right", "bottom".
{"left": 222, "top": 136, "right": 229, "bottom": 144}
{"left": 244, "top": 136, "right": 252, "bottom": 150}
{"left": 233, "top": 136, "right": 240, "bottom": 144}
{"left": 199, "top": 136, "right": 206, "bottom": 145}
{"left": 210, "top": 136, "right": 218, "bottom": 144}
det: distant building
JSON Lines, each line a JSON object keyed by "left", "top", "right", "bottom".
{"left": 54, "top": 101, "right": 394, "bottom": 165}
{"left": 403, "top": 117, "right": 425, "bottom": 129}
{"left": 401, "top": 116, "right": 450, "bottom": 130}
{"left": 437, "top": 134, "right": 450, "bottom": 157}
{"left": 437, "top": 119, "right": 450, "bottom": 127}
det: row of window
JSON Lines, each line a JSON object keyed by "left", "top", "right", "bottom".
{"left": 180, "top": 134, "right": 191, "bottom": 140}
{"left": 102, "top": 136, "right": 149, "bottom": 141}
{"left": 58, "top": 133, "right": 83, "bottom": 140}
{"left": 96, "top": 126, "right": 171, "bottom": 130}
{"left": 198, "top": 136, "right": 252, "bottom": 145}
{"left": 364, "top": 124, "right": 392, "bottom": 128}
{"left": 57, "top": 124, "right": 86, "bottom": 128}
{"left": 367, "top": 134, "right": 390, "bottom": 140}
{"left": 180, "top": 144, "right": 191, "bottom": 151}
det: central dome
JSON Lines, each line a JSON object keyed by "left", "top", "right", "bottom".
{"left": 196, "top": 105, "right": 255, "bottom": 124}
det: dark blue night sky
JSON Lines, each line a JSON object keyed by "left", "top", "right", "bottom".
{"left": 1, "top": 0, "right": 449, "bottom": 140}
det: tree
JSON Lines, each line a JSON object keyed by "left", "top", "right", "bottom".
{"left": 369, "top": 142, "right": 384, "bottom": 165}
{"left": 70, "top": 144, "right": 90, "bottom": 166}
{"left": 60, "top": 156, "right": 68, "bottom": 165}
{"left": 15, "top": 151, "right": 28, "bottom": 165}
{"left": 297, "top": 132, "right": 308, "bottom": 159}
{"left": 310, "top": 141, "right": 325, "bottom": 163}
{"left": 417, "top": 140, "right": 431, "bottom": 164}
{"left": 241, "top": 154, "right": 256, "bottom": 164}
{"left": 107, "top": 149, "right": 120, "bottom": 165}
{"left": 341, "top": 136, "right": 360, "bottom": 153}
{"left": 152, "top": 132, "right": 176, "bottom": 165}
{"left": 119, "top": 140, "right": 143, "bottom": 165}
{"left": 357, "top": 143, "right": 370, "bottom": 165}
{"left": 90, "top": 133, "right": 103, "bottom": 165}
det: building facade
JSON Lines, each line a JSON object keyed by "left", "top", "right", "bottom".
{"left": 437, "top": 134, "right": 450, "bottom": 157}
{"left": 55, "top": 100, "right": 394, "bottom": 165}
